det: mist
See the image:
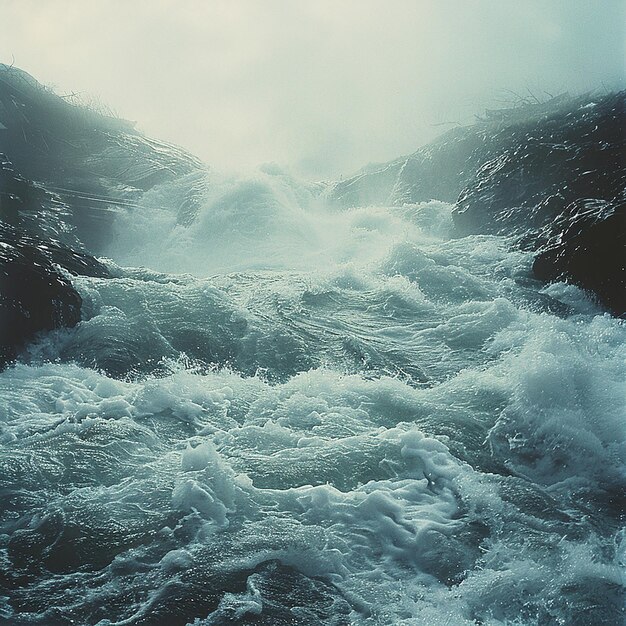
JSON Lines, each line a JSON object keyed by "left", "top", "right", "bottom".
{"left": 1, "top": 0, "right": 624, "bottom": 179}
{"left": 2, "top": 2, "right": 626, "bottom": 624}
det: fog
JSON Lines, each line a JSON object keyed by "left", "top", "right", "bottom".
{"left": 1, "top": 0, "right": 624, "bottom": 179}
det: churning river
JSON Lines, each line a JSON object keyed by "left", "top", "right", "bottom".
{"left": 1, "top": 168, "right": 624, "bottom": 625}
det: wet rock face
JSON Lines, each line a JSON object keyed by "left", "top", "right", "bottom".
{"left": 453, "top": 93, "right": 624, "bottom": 239}
{"left": 0, "top": 155, "right": 109, "bottom": 369}
{"left": 0, "top": 227, "right": 81, "bottom": 368}
{"left": 0, "top": 64, "right": 203, "bottom": 253}
{"left": 532, "top": 199, "right": 626, "bottom": 316}
{"left": 0, "top": 157, "right": 110, "bottom": 368}
{"left": 452, "top": 93, "right": 625, "bottom": 314}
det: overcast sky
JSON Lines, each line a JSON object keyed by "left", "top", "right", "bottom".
{"left": 1, "top": 0, "right": 624, "bottom": 179}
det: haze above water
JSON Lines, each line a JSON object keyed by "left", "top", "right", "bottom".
{"left": 1, "top": 3, "right": 625, "bottom": 625}
{"left": 1, "top": 0, "right": 624, "bottom": 178}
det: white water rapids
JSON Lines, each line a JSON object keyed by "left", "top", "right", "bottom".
{"left": 1, "top": 167, "right": 624, "bottom": 625}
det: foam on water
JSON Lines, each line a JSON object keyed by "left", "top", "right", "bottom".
{"left": 1, "top": 170, "right": 624, "bottom": 625}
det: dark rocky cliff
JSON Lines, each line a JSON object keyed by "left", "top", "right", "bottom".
{"left": 0, "top": 65, "right": 204, "bottom": 368}
{"left": 329, "top": 93, "right": 625, "bottom": 315}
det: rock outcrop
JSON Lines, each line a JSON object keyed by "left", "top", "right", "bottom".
{"left": 532, "top": 198, "right": 625, "bottom": 315}
{"left": 0, "top": 65, "right": 205, "bottom": 368}
{"left": 0, "top": 222, "right": 109, "bottom": 368}
{"left": 328, "top": 92, "right": 625, "bottom": 315}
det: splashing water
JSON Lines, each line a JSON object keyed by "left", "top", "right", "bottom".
{"left": 1, "top": 167, "right": 624, "bottom": 625}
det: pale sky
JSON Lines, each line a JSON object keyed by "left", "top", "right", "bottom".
{"left": 1, "top": 0, "right": 624, "bottom": 179}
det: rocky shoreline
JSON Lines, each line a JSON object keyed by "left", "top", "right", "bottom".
{"left": 1, "top": 65, "right": 624, "bottom": 369}
{"left": 330, "top": 92, "right": 625, "bottom": 315}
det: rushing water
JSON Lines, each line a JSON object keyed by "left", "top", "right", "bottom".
{"left": 1, "top": 168, "right": 624, "bottom": 625}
